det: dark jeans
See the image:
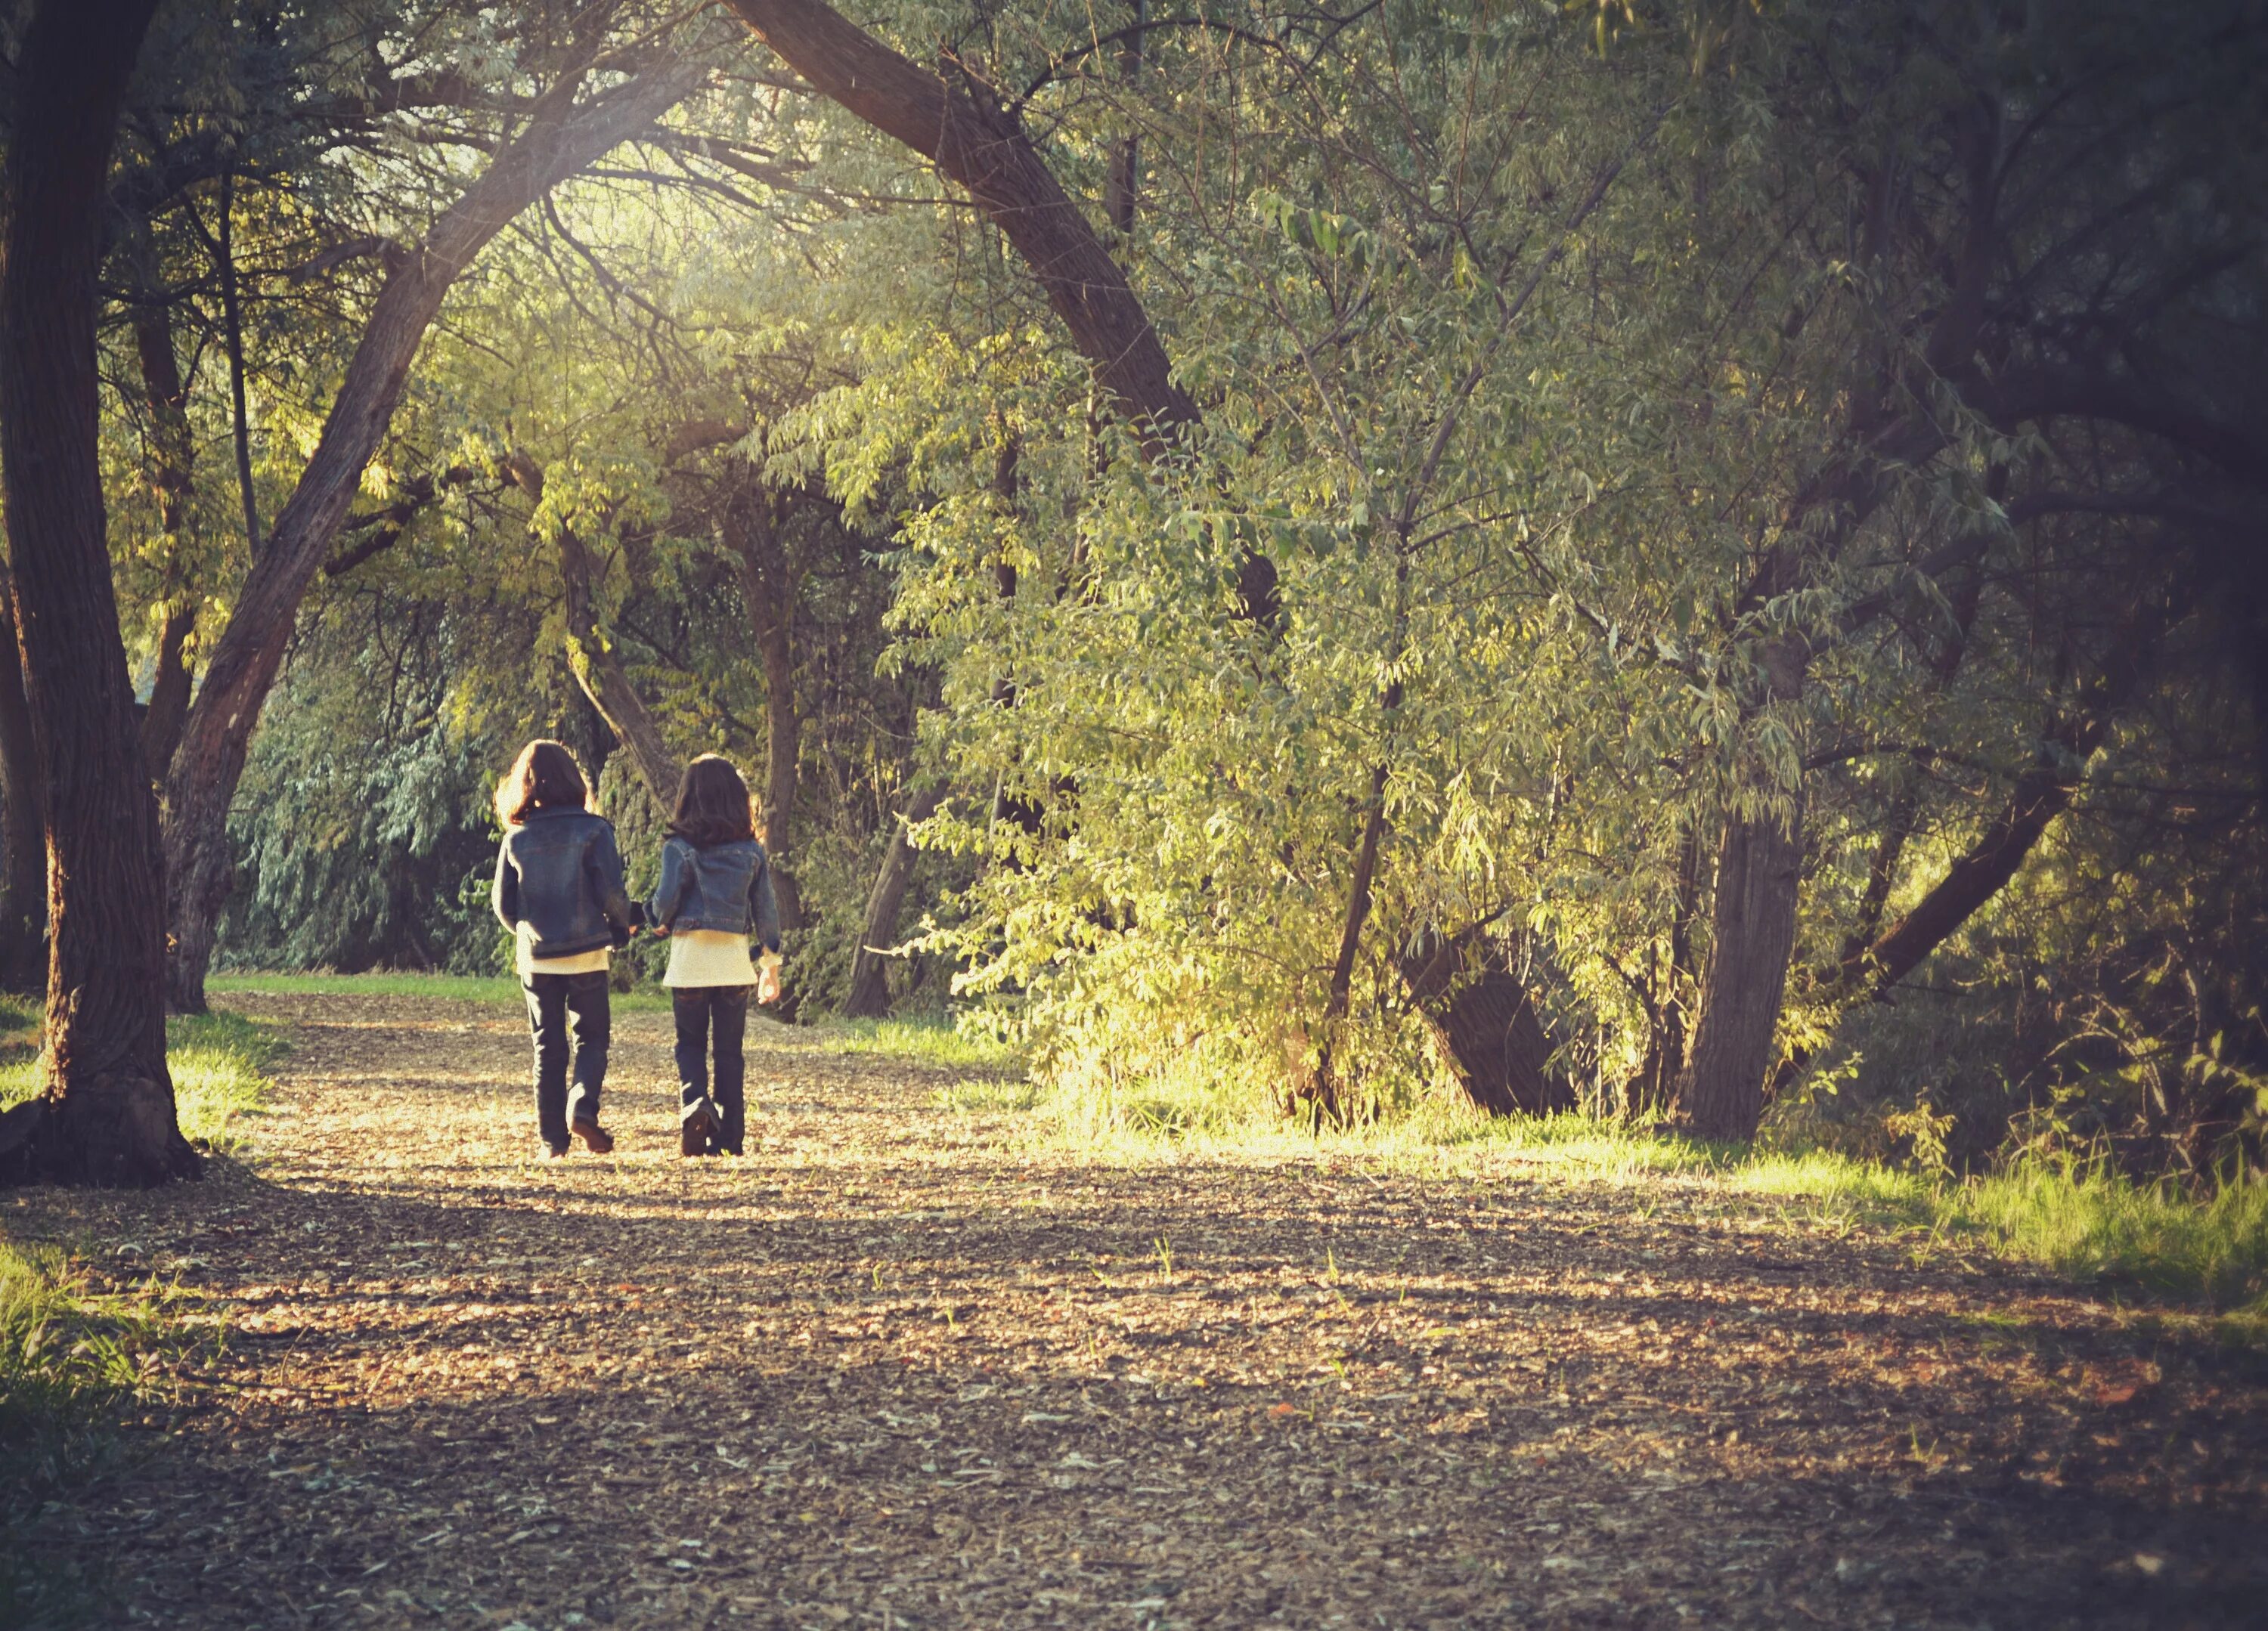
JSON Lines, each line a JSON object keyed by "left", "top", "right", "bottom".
{"left": 523, "top": 969, "right": 611, "bottom": 1150}
{"left": 673, "top": 985, "right": 751, "bottom": 1154}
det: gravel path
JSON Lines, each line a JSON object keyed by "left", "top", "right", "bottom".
{"left": 8, "top": 989, "right": 2265, "bottom": 1629}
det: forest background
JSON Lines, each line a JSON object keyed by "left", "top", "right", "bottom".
{"left": 0, "top": 0, "right": 2263, "bottom": 1209}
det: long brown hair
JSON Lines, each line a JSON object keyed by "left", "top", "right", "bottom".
{"left": 494, "top": 740, "right": 590, "bottom": 828}
{"left": 668, "top": 754, "right": 758, "bottom": 847}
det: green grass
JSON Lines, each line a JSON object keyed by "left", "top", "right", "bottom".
{"left": 818, "top": 1014, "right": 1024, "bottom": 1075}
{"left": 0, "top": 1010, "right": 284, "bottom": 1156}
{"left": 208, "top": 969, "right": 674, "bottom": 1011}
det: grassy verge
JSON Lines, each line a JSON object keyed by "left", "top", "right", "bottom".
{"left": 0, "top": 1010, "right": 285, "bottom": 1157}
{"left": 984, "top": 1070, "right": 2268, "bottom": 1333}
{"left": 208, "top": 969, "right": 674, "bottom": 1012}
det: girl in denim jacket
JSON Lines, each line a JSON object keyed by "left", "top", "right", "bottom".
{"left": 646, "top": 755, "right": 782, "bottom": 1156}
{"left": 491, "top": 740, "right": 638, "bottom": 1157}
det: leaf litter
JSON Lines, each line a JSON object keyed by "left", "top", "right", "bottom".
{"left": 5, "top": 988, "right": 2263, "bottom": 1627}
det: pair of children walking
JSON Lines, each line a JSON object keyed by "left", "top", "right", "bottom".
{"left": 490, "top": 740, "right": 782, "bottom": 1159}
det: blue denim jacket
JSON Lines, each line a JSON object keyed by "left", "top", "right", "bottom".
{"left": 491, "top": 809, "right": 636, "bottom": 959}
{"left": 646, "top": 835, "right": 782, "bottom": 953}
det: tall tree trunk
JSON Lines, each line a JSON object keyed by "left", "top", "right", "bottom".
{"left": 0, "top": 590, "right": 48, "bottom": 995}
{"left": 724, "top": 491, "right": 802, "bottom": 931}
{"left": 214, "top": 166, "right": 262, "bottom": 557}
{"left": 160, "top": 60, "right": 705, "bottom": 1011}
{"left": 1104, "top": 0, "right": 1147, "bottom": 236}
{"left": 131, "top": 295, "right": 198, "bottom": 780}
{"left": 503, "top": 451, "right": 686, "bottom": 806}
{"left": 843, "top": 787, "right": 944, "bottom": 1020}
{"left": 0, "top": 0, "right": 200, "bottom": 1186}
{"left": 1400, "top": 926, "right": 1572, "bottom": 1116}
{"left": 1675, "top": 624, "right": 1809, "bottom": 1142}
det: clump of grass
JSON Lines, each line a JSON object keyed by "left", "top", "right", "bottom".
{"left": 165, "top": 1011, "right": 286, "bottom": 1153}
{"left": 0, "top": 1010, "right": 284, "bottom": 1155}
{"left": 1950, "top": 1157, "right": 2268, "bottom": 1318}
{"left": 822, "top": 1015, "right": 1023, "bottom": 1074}
{"left": 0, "top": 992, "right": 38, "bottom": 1038}
{"left": 932, "top": 1078, "right": 1042, "bottom": 1114}
{"left": 0, "top": 1244, "right": 181, "bottom": 1503}
{"left": 1, "top": 1243, "right": 200, "bottom": 1626}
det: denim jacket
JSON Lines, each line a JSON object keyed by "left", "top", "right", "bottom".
{"left": 491, "top": 809, "right": 637, "bottom": 959}
{"left": 646, "top": 835, "right": 782, "bottom": 953}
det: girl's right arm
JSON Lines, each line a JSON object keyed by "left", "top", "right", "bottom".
{"left": 491, "top": 835, "right": 519, "bottom": 929}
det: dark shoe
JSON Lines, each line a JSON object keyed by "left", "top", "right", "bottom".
{"left": 680, "top": 1100, "right": 717, "bottom": 1157}
{"left": 542, "top": 1141, "right": 570, "bottom": 1160}
{"left": 572, "top": 1118, "right": 615, "bottom": 1155}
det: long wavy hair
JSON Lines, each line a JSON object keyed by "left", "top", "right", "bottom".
{"left": 494, "top": 740, "right": 590, "bottom": 828}
{"left": 668, "top": 754, "right": 758, "bottom": 847}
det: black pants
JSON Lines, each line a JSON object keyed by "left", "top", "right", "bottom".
{"left": 523, "top": 969, "right": 611, "bottom": 1151}
{"left": 673, "top": 985, "right": 751, "bottom": 1154}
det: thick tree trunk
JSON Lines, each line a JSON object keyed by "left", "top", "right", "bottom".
{"left": 160, "top": 60, "right": 703, "bottom": 1010}
{"left": 1400, "top": 927, "right": 1572, "bottom": 1116}
{"left": 0, "top": 592, "right": 48, "bottom": 995}
{"left": 0, "top": 0, "right": 200, "bottom": 1186}
{"left": 725, "top": 494, "right": 803, "bottom": 931}
{"left": 843, "top": 787, "right": 944, "bottom": 1020}
{"left": 1675, "top": 793, "right": 1808, "bottom": 1144}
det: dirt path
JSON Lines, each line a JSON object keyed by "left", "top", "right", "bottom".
{"left": 10, "top": 990, "right": 2265, "bottom": 1629}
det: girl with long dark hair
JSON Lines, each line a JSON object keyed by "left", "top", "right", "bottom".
{"left": 491, "top": 740, "right": 638, "bottom": 1157}
{"left": 645, "top": 754, "right": 783, "bottom": 1156}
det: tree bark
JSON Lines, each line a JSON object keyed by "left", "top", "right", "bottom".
{"left": 0, "top": 0, "right": 200, "bottom": 1186}
{"left": 1400, "top": 926, "right": 1572, "bottom": 1116}
{"left": 161, "top": 58, "right": 705, "bottom": 1011}
{"left": 0, "top": 590, "right": 48, "bottom": 995}
{"left": 843, "top": 786, "right": 944, "bottom": 1020}
{"left": 724, "top": 491, "right": 803, "bottom": 932}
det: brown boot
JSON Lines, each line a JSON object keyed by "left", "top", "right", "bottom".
{"left": 572, "top": 1118, "right": 615, "bottom": 1155}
